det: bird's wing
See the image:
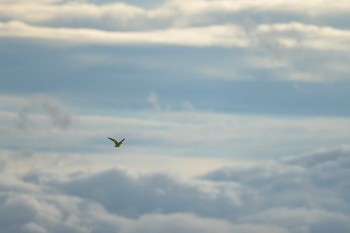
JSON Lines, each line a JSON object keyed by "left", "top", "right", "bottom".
{"left": 108, "top": 137, "right": 119, "bottom": 144}
{"left": 120, "top": 138, "right": 125, "bottom": 143}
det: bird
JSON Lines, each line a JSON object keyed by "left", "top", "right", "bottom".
{"left": 108, "top": 137, "right": 125, "bottom": 148}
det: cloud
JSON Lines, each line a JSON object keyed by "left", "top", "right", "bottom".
{"left": 254, "top": 22, "right": 350, "bottom": 52}
{"left": 147, "top": 91, "right": 161, "bottom": 111}
{"left": 2, "top": 0, "right": 350, "bottom": 28}
{"left": 1, "top": 20, "right": 350, "bottom": 52}
{"left": 125, "top": 213, "right": 288, "bottom": 233}
{"left": 0, "top": 166, "right": 276, "bottom": 233}
{"left": 1, "top": 1, "right": 349, "bottom": 51}
{"left": 240, "top": 208, "right": 350, "bottom": 233}
{"left": 1, "top": 93, "right": 350, "bottom": 157}
{"left": 1, "top": 1, "right": 350, "bottom": 230}
{"left": 203, "top": 147, "right": 350, "bottom": 220}
{"left": 147, "top": 91, "right": 194, "bottom": 112}
{"left": 0, "top": 21, "right": 248, "bottom": 47}
{"left": 0, "top": 95, "right": 82, "bottom": 153}
{"left": 0, "top": 1, "right": 146, "bottom": 25}
{"left": 16, "top": 94, "right": 77, "bottom": 130}
{"left": 1, "top": 0, "right": 350, "bottom": 83}
{"left": 60, "top": 169, "right": 241, "bottom": 218}
{"left": 0, "top": 146, "right": 349, "bottom": 232}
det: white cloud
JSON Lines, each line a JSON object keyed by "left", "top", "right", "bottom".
{"left": 1, "top": 20, "right": 350, "bottom": 52}
{"left": 2, "top": 0, "right": 350, "bottom": 27}
{"left": 147, "top": 92, "right": 194, "bottom": 112}
{"left": 1, "top": 0, "right": 350, "bottom": 83}
{"left": 1, "top": 1, "right": 349, "bottom": 51}
{"left": 147, "top": 91, "right": 161, "bottom": 111}
{"left": 0, "top": 1, "right": 145, "bottom": 24}
{"left": 254, "top": 22, "right": 350, "bottom": 52}
{"left": 0, "top": 21, "right": 248, "bottom": 47}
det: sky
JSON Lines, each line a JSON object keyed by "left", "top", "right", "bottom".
{"left": 0, "top": 0, "right": 350, "bottom": 232}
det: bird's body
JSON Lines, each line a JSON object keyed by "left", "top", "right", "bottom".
{"left": 108, "top": 137, "right": 125, "bottom": 147}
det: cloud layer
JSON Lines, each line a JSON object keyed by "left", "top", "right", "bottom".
{"left": 0, "top": 0, "right": 350, "bottom": 88}
{"left": 1, "top": 146, "right": 349, "bottom": 233}
{"left": 1, "top": 0, "right": 350, "bottom": 82}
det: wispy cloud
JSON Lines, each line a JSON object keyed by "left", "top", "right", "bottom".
{"left": 147, "top": 91, "right": 161, "bottom": 111}
{"left": 0, "top": 21, "right": 248, "bottom": 47}
{"left": 1, "top": 94, "right": 350, "bottom": 158}
{"left": 254, "top": 22, "right": 350, "bottom": 51}
{"left": 16, "top": 94, "right": 77, "bottom": 130}
{"left": 1, "top": 20, "right": 350, "bottom": 52}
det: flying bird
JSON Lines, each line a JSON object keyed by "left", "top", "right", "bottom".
{"left": 108, "top": 137, "right": 125, "bottom": 148}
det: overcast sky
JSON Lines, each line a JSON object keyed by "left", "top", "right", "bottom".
{"left": 1, "top": 0, "right": 350, "bottom": 232}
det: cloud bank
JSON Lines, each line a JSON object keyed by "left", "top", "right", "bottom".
{"left": 0, "top": 146, "right": 349, "bottom": 232}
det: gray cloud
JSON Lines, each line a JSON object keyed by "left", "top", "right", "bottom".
{"left": 239, "top": 208, "right": 350, "bottom": 233}
{"left": 16, "top": 95, "right": 77, "bottom": 130}
{"left": 203, "top": 147, "right": 350, "bottom": 223}
{"left": 0, "top": 146, "right": 348, "bottom": 232}
{"left": 60, "top": 169, "right": 241, "bottom": 219}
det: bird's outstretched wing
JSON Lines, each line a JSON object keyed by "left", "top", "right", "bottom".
{"left": 108, "top": 137, "right": 119, "bottom": 144}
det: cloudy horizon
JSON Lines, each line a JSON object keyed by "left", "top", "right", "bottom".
{"left": 1, "top": 0, "right": 350, "bottom": 232}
